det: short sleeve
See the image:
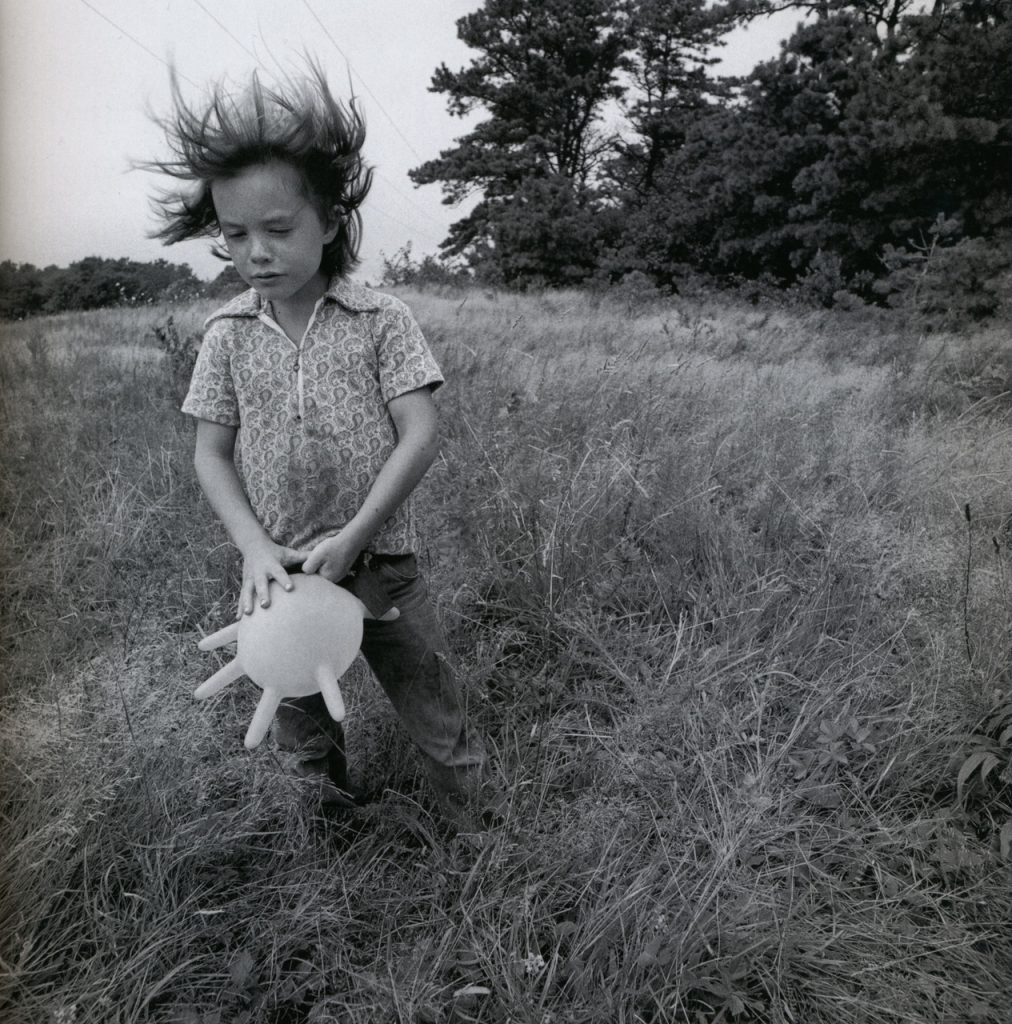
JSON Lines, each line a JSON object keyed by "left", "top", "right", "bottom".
{"left": 375, "top": 298, "right": 444, "bottom": 404}
{"left": 181, "top": 322, "right": 240, "bottom": 425}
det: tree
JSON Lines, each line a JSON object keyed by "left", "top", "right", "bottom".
{"left": 611, "top": 0, "right": 726, "bottom": 197}
{"left": 43, "top": 257, "right": 202, "bottom": 311}
{"left": 410, "top": 0, "right": 629, "bottom": 285}
{"left": 206, "top": 264, "right": 248, "bottom": 298}
{"left": 0, "top": 261, "right": 47, "bottom": 319}
{"left": 624, "top": 0, "right": 1012, "bottom": 299}
{"left": 593, "top": 0, "right": 731, "bottom": 286}
{"left": 0, "top": 257, "right": 203, "bottom": 317}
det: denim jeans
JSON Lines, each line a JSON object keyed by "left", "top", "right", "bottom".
{"left": 272, "top": 554, "right": 486, "bottom": 821}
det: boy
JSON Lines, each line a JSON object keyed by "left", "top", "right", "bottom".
{"left": 148, "top": 65, "right": 486, "bottom": 826}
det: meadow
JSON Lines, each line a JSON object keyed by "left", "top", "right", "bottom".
{"left": 1, "top": 287, "right": 1010, "bottom": 1024}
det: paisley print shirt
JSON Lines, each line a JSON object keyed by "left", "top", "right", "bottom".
{"left": 181, "top": 277, "right": 443, "bottom": 553}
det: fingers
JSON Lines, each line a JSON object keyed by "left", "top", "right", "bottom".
{"left": 237, "top": 562, "right": 296, "bottom": 618}
{"left": 302, "top": 548, "right": 339, "bottom": 579}
{"left": 237, "top": 575, "right": 253, "bottom": 618}
{"left": 305, "top": 558, "right": 339, "bottom": 583}
{"left": 280, "top": 546, "right": 313, "bottom": 567}
{"left": 301, "top": 539, "right": 356, "bottom": 581}
{"left": 238, "top": 574, "right": 266, "bottom": 618}
{"left": 271, "top": 563, "right": 295, "bottom": 595}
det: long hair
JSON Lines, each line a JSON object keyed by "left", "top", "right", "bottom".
{"left": 145, "top": 59, "right": 372, "bottom": 277}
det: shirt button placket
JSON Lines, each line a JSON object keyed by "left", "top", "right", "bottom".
{"left": 294, "top": 353, "right": 303, "bottom": 422}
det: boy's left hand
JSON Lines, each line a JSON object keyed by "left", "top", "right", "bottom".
{"left": 302, "top": 533, "right": 360, "bottom": 583}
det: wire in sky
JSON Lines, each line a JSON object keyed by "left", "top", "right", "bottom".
{"left": 299, "top": 0, "right": 428, "bottom": 166}
{"left": 294, "top": 0, "right": 449, "bottom": 229}
{"left": 191, "top": 0, "right": 261, "bottom": 65}
{"left": 198, "top": 2, "right": 446, "bottom": 231}
{"left": 77, "top": 0, "right": 448, "bottom": 248}
{"left": 75, "top": 0, "right": 200, "bottom": 88}
{"left": 367, "top": 201, "right": 447, "bottom": 249}
{"left": 256, "top": 18, "right": 295, "bottom": 80}
{"left": 372, "top": 171, "right": 448, "bottom": 229}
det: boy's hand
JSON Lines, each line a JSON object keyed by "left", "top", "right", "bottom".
{"left": 239, "top": 539, "right": 312, "bottom": 617}
{"left": 302, "top": 533, "right": 360, "bottom": 584}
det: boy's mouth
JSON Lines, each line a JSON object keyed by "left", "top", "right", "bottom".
{"left": 252, "top": 272, "right": 282, "bottom": 281}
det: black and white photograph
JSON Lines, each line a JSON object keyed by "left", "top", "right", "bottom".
{"left": 1, "top": 2, "right": 1009, "bottom": 1022}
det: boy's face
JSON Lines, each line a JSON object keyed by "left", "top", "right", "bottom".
{"left": 211, "top": 160, "right": 338, "bottom": 312}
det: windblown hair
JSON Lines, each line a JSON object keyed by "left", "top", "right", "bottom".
{"left": 146, "top": 60, "right": 372, "bottom": 277}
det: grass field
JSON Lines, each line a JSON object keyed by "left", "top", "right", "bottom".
{"left": 1, "top": 287, "right": 1010, "bottom": 1023}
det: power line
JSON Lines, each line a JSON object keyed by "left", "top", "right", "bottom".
{"left": 75, "top": 0, "right": 200, "bottom": 88}
{"left": 372, "top": 171, "right": 447, "bottom": 229}
{"left": 190, "top": 0, "right": 261, "bottom": 65}
{"left": 295, "top": 0, "right": 449, "bottom": 230}
{"left": 367, "top": 203, "right": 447, "bottom": 249}
{"left": 77, "top": 0, "right": 450, "bottom": 247}
{"left": 256, "top": 19, "right": 295, "bottom": 80}
{"left": 299, "top": 0, "right": 427, "bottom": 166}
{"left": 195, "top": 0, "right": 446, "bottom": 232}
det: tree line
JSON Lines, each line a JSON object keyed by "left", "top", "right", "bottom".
{"left": 5, "top": 2, "right": 1006, "bottom": 323}
{"left": 410, "top": 0, "right": 1011, "bottom": 320}
{"left": 0, "top": 257, "right": 244, "bottom": 320}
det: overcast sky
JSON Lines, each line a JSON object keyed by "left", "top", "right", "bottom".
{"left": 0, "top": 0, "right": 797, "bottom": 283}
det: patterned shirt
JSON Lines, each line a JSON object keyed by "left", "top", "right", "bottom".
{"left": 181, "top": 277, "right": 443, "bottom": 553}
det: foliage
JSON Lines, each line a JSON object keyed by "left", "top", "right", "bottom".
{"left": 378, "top": 242, "right": 471, "bottom": 289}
{"left": 204, "top": 264, "right": 248, "bottom": 299}
{"left": 956, "top": 694, "right": 1012, "bottom": 862}
{"left": 609, "top": 0, "right": 726, "bottom": 197}
{"left": 151, "top": 314, "right": 201, "bottom": 401}
{"left": 877, "top": 218, "right": 1012, "bottom": 328}
{"left": 411, "top": 0, "right": 1010, "bottom": 319}
{"left": 0, "top": 256, "right": 204, "bottom": 318}
{"left": 409, "top": 0, "right": 629, "bottom": 284}
{"left": 626, "top": 1, "right": 1011, "bottom": 297}
{"left": 0, "top": 262, "right": 50, "bottom": 320}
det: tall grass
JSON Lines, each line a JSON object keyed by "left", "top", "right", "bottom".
{"left": 1, "top": 288, "right": 1010, "bottom": 1023}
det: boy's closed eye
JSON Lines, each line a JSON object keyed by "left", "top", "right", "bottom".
{"left": 221, "top": 226, "right": 292, "bottom": 239}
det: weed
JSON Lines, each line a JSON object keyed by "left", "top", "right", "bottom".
{"left": 150, "top": 315, "right": 201, "bottom": 402}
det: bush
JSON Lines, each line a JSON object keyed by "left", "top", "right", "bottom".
{"left": 0, "top": 257, "right": 205, "bottom": 318}
{"left": 877, "top": 219, "right": 1012, "bottom": 330}
{"left": 379, "top": 243, "right": 471, "bottom": 289}
{"left": 151, "top": 315, "right": 200, "bottom": 401}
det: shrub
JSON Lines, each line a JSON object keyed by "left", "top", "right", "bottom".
{"left": 877, "top": 219, "right": 1012, "bottom": 330}
{"left": 151, "top": 314, "right": 200, "bottom": 402}
{"left": 379, "top": 242, "right": 470, "bottom": 289}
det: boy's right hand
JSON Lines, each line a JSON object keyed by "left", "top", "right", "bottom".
{"left": 238, "top": 539, "right": 312, "bottom": 618}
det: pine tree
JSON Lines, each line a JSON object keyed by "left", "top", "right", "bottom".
{"left": 626, "top": 0, "right": 1012, "bottom": 301}
{"left": 409, "top": 0, "right": 628, "bottom": 285}
{"left": 614, "top": 0, "right": 725, "bottom": 196}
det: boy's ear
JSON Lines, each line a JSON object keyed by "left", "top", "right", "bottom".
{"left": 323, "top": 206, "right": 342, "bottom": 243}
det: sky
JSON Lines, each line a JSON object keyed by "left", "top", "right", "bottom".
{"left": 0, "top": 0, "right": 799, "bottom": 284}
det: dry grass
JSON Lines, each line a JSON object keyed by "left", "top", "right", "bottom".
{"left": 1, "top": 286, "right": 1010, "bottom": 1023}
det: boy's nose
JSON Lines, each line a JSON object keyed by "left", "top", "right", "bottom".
{"left": 250, "top": 237, "right": 272, "bottom": 262}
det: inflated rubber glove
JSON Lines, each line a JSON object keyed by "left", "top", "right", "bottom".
{"left": 194, "top": 574, "right": 397, "bottom": 748}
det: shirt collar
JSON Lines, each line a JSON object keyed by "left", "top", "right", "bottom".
{"left": 322, "top": 276, "right": 383, "bottom": 312}
{"left": 204, "top": 275, "right": 382, "bottom": 327}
